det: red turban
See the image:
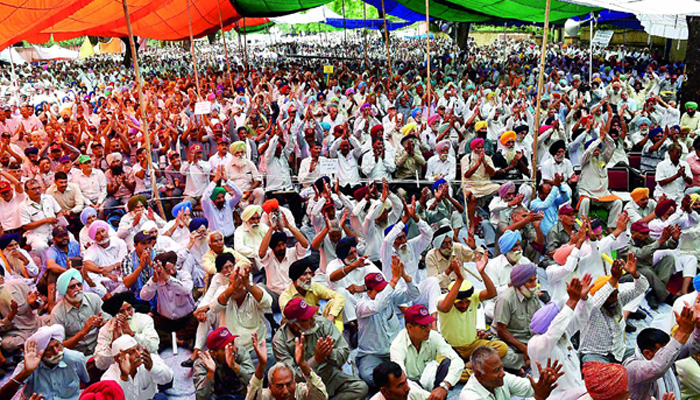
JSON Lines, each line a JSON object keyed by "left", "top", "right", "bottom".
{"left": 655, "top": 199, "right": 676, "bottom": 218}
{"left": 582, "top": 361, "right": 628, "bottom": 400}
{"left": 262, "top": 199, "right": 279, "bottom": 214}
{"left": 354, "top": 186, "right": 369, "bottom": 202}
{"left": 470, "top": 138, "right": 485, "bottom": 151}
{"left": 370, "top": 125, "right": 383, "bottom": 137}
{"left": 79, "top": 381, "right": 125, "bottom": 400}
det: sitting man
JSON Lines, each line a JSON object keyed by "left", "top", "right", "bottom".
{"left": 83, "top": 220, "right": 128, "bottom": 293}
{"left": 101, "top": 335, "right": 173, "bottom": 400}
{"left": 234, "top": 205, "right": 268, "bottom": 263}
{"left": 139, "top": 251, "right": 197, "bottom": 349}
{"left": 94, "top": 291, "right": 159, "bottom": 371}
{"left": 484, "top": 230, "right": 533, "bottom": 319}
{"left": 193, "top": 327, "right": 255, "bottom": 400}
{"left": 202, "top": 231, "right": 243, "bottom": 277}
{"left": 121, "top": 230, "right": 158, "bottom": 301}
{"left": 492, "top": 263, "right": 542, "bottom": 371}
{"left": 0, "top": 232, "right": 38, "bottom": 282}
{"left": 624, "top": 188, "right": 657, "bottom": 224}
{"left": 0, "top": 274, "right": 44, "bottom": 357}
{"left": 273, "top": 297, "right": 368, "bottom": 400}
{"left": 248, "top": 331, "right": 328, "bottom": 400}
{"left": 426, "top": 226, "right": 479, "bottom": 292}
{"left": 50, "top": 268, "right": 105, "bottom": 356}
{"left": 579, "top": 257, "right": 649, "bottom": 364}
{"left": 390, "top": 304, "right": 464, "bottom": 400}
{"left": 20, "top": 179, "right": 63, "bottom": 260}
{"left": 629, "top": 221, "right": 680, "bottom": 308}
{"left": 9, "top": 325, "right": 89, "bottom": 400}
{"left": 279, "top": 256, "right": 346, "bottom": 333}
{"left": 577, "top": 129, "right": 623, "bottom": 230}
{"left": 370, "top": 361, "right": 429, "bottom": 400}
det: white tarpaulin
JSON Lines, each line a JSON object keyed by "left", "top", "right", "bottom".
{"left": 270, "top": 5, "right": 342, "bottom": 25}
{"left": 32, "top": 44, "right": 79, "bottom": 60}
{"left": 567, "top": 0, "right": 700, "bottom": 15}
{"left": 0, "top": 47, "right": 26, "bottom": 64}
{"left": 636, "top": 14, "right": 688, "bottom": 40}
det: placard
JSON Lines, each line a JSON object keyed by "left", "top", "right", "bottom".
{"left": 323, "top": 65, "right": 334, "bottom": 74}
{"left": 319, "top": 158, "right": 338, "bottom": 176}
{"left": 194, "top": 101, "right": 212, "bottom": 115}
{"left": 591, "top": 30, "right": 614, "bottom": 47}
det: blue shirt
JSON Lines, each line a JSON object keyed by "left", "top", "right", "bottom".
{"left": 18, "top": 348, "right": 89, "bottom": 400}
{"left": 530, "top": 185, "right": 570, "bottom": 237}
{"left": 201, "top": 180, "right": 243, "bottom": 238}
{"left": 45, "top": 241, "right": 81, "bottom": 269}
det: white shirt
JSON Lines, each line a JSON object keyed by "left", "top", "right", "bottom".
{"left": 655, "top": 158, "right": 692, "bottom": 202}
{"left": 209, "top": 284, "right": 272, "bottom": 352}
{"left": 19, "top": 194, "right": 62, "bottom": 238}
{"left": 325, "top": 258, "right": 380, "bottom": 290}
{"left": 298, "top": 156, "right": 328, "bottom": 188}
{"left": 390, "top": 329, "right": 465, "bottom": 389}
{"left": 258, "top": 243, "right": 308, "bottom": 295}
{"left": 209, "top": 151, "right": 232, "bottom": 171}
{"left": 71, "top": 169, "right": 107, "bottom": 204}
{"left": 329, "top": 136, "right": 362, "bottom": 187}
{"left": 425, "top": 155, "right": 456, "bottom": 182}
{"left": 361, "top": 149, "right": 396, "bottom": 182}
{"left": 264, "top": 135, "right": 294, "bottom": 191}
{"left": 181, "top": 160, "right": 212, "bottom": 197}
{"left": 540, "top": 157, "right": 574, "bottom": 192}
{"left": 94, "top": 313, "right": 159, "bottom": 370}
{"left": 0, "top": 191, "right": 26, "bottom": 231}
{"left": 101, "top": 354, "right": 173, "bottom": 400}
{"left": 460, "top": 373, "right": 534, "bottom": 400}
{"left": 369, "top": 380, "right": 429, "bottom": 400}
{"left": 84, "top": 237, "right": 128, "bottom": 268}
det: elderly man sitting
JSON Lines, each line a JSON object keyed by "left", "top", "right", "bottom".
{"left": 117, "top": 195, "right": 166, "bottom": 251}
{"left": 492, "top": 263, "right": 542, "bottom": 371}
{"left": 0, "top": 233, "right": 38, "bottom": 283}
{"left": 49, "top": 269, "right": 105, "bottom": 356}
{"left": 234, "top": 205, "right": 268, "bottom": 262}
{"left": 101, "top": 335, "right": 173, "bottom": 400}
{"left": 9, "top": 325, "right": 89, "bottom": 400}
{"left": 94, "top": 291, "right": 159, "bottom": 371}
{"left": 83, "top": 220, "right": 127, "bottom": 289}
{"left": 0, "top": 274, "right": 44, "bottom": 364}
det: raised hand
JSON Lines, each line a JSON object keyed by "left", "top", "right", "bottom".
{"left": 23, "top": 339, "right": 43, "bottom": 373}
{"left": 566, "top": 277, "right": 583, "bottom": 303}
{"left": 198, "top": 350, "right": 216, "bottom": 373}
{"left": 529, "top": 358, "right": 565, "bottom": 400}
{"left": 251, "top": 332, "right": 268, "bottom": 366}
{"left": 625, "top": 252, "right": 638, "bottom": 278}
{"left": 476, "top": 251, "right": 488, "bottom": 274}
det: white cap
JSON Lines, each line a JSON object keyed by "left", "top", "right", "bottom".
{"left": 111, "top": 335, "right": 138, "bottom": 356}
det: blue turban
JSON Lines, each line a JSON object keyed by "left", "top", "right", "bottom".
{"left": 412, "top": 107, "right": 421, "bottom": 119}
{"left": 314, "top": 176, "right": 331, "bottom": 193}
{"left": 649, "top": 127, "right": 663, "bottom": 140}
{"left": 584, "top": 138, "right": 601, "bottom": 150}
{"left": 672, "top": 125, "right": 681, "bottom": 132}
{"left": 336, "top": 237, "right": 357, "bottom": 260}
{"left": 530, "top": 302, "right": 560, "bottom": 334}
{"left": 510, "top": 263, "right": 537, "bottom": 287}
{"left": 431, "top": 178, "right": 447, "bottom": 193}
{"left": 693, "top": 274, "right": 700, "bottom": 293}
{"left": 171, "top": 200, "right": 192, "bottom": 218}
{"left": 498, "top": 230, "right": 522, "bottom": 254}
{"left": 637, "top": 117, "right": 651, "bottom": 126}
{"left": 188, "top": 217, "right": 209, "bottom": 231}
{"left": 384, "top": 223, "right": 409, "bottom": 237}
{"left": 80, "top": 207, "right": 97, "bottom": 226}
{"left": 57, "top": 269, "right": 83, "bottom": 296}
{"left": 0, "top": 233, "right": 20, "bottom": 250}
{"left": 320, "top": 122, "right": 331, "bottom": 132}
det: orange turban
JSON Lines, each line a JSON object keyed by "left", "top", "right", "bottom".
{"left": 582, "top": 361, "right": 628, "bottom": 400}
{"left": 262, "top": 199, "right": 279, "bottom": 214}
{"left": 589, "top": 275, "right": 618, "bottom": 296}
{"left": 630, "top": 188, "right": 649, "bottom": 203}
{"left": 500, "top": 130, "right": 516, "bottom": 146}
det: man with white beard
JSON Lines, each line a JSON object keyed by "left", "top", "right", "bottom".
{"left": 180, "top": 217, "right": 210, "bottom": 294}
{"left": 234, "top": 205, "right": 268, "bottom": 263}
{"left": 226, "top": 140, "right": 264, "bottom": 206}
{"left": 380, "top": 197, "right": 441, "bottom": 325}
{"left": 630, "top": 117, "right": 651, "bottom": 149}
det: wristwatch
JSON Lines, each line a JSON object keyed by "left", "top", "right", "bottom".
{"left": 439, "top": 382, "right": 450, "bottom": 391}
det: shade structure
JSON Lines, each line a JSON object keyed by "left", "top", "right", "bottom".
{"left": 324, "top": 18, "right": 414, "bottom": 30}
{"left": 0, "top": 0, "right": 271, "bottom": 51}
{"left": 362, "top": 0, "right": 429, "bottom": 22}
{"left": 637, "top": 14, "right": 689, "bottom": 40}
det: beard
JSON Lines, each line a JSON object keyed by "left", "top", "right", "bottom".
{"left": 232, "top": 156, "right": 246, "bottom": 167}
{"left": 503, "top": 147, "right": 516, "bottom": 163}
{"left": 397, "top": 244, "right": 410, "bottom": 259}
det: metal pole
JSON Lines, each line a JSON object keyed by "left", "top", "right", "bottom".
{"left": 121, "top": 0, "right": 166, "bottom": 219}
{"left": 589, "top": 15, "right": 593, "bottom": 83}
{"left": 380, "top": 0, "right": 393, "bottom": 78}
{"left": 425, "top": 0, "right": 431, "bottom": 118}
{"left": 185, "top": 0, "right": 202, "bottom": 98}
{"left": 532, "top": 0, "right": 551, "bottom": 193}
{"left": 216, "top": 1, "right": 235, "bottom": 92}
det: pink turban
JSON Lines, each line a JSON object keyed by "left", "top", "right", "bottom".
{"left": 427, "top": 114, "right": 440, "bottom": 126}
{"left": 553, "top": 245, "right": 574, "bottom": 266}
{"left": 470, "top": 138, "right": 485, "bottom": 151}
{"left": 28, "top": 325, "right": 65, "bottom": 352}
{"left": 88, "top": 220, "right": 111, "bottom": 240}
{"left": 539, "top": 125, "right": 552, "bottom": 134}
{"left": 436, "top": 140, "right": 451, "bottom": 153}
{"left": 498, "top": 182, "right": 515, "bottom": 198}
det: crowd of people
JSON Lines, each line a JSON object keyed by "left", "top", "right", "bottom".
{"left": 0, "top": 34, "right": 696, "bottom": 400}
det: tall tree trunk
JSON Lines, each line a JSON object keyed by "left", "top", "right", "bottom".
{"left": 682, "top": 16, "right": 700, "bottom": 106}
{"left": 455, "top": 22, "right": 471, "bottom": 50}
{"left": 121, "top": 36, "right": 140, "bottom": 67}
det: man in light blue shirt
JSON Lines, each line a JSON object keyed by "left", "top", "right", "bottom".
{"left": 11, "top": 325, "right": 89, "bottom": 400}
{"left": 529, "top": 178, "right": 570, "bottom": 237}
{"left": 355, "top": 257, "right": 419, "bottom": 392}
{"left": 201, "top": 169, "right": 243, "bottom": 245}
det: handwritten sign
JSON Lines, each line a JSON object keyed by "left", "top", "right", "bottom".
{"left": 194, "top": 101, "right": 212, "bottom": 115}
{"left": 319, "top": 158, "right": 338, "bottom": 176}
{"left": 323, "top": 65, "right": 334, "bottom": 74}
{"left": 592, "top": 30, "right": 614, "bottom": 47}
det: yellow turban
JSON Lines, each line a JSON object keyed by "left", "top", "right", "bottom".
{"left": 401, "top": 123, "right": 417, "bottom": 136}
{"left": 241, "top": 205, "right": 262, "bottom": 221}
{"left": 691, "top": 194, "right": 700, "bottom": 205}
{"left": 630, "top": 188, "right": 649, "bottom": 203}
{"left": 500, "top": 130, "right": 516, "bottom": 146}
{"left": 229, "top": 141, "right": 246, "bottom": 154}
{"left": 589, "top": 275, "right": 618, "bottom": 296}
{"left": 475, "top": 121, "right": 488, "bottom": 131}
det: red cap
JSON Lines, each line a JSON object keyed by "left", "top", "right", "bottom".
{"left": 206, "top": 327, "right": 238, "bottom": 350}
{"left": 364, "top": 273, "right": 388, "bottom": 292}
{"left": 217, "top": 136, "right": 230, "bottom": 144}
{"left": 631, "top": 221, "right": 650, "bottom": 233}
{"left": 283, "top": 297, "right": 318, "bottom": 321}
{"left": 0, "top": 181, "right": 11, "bottom": 193}
{"left": 190, "top": 144, "right": 203, "bottom": 153}
{"left": 213, "top": 123, "right": 224, "bottom": 131}
{"left": 404, "top": 304, "right": 436, "bottom": 325}
{"left": 50, "top": 144, "right": 62, "bottom": 151}
{"left": 558, "top": 205, "right": 575, "bottom": 215}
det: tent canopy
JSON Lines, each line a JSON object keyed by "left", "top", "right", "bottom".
{"left": 33, "top": 44, "right": 79, "bottom": 60}
{"left": 324, "top": 18, "right": 414, "bottom": 30}
{"left": 270, "top": 5, "right": 341, "bottom": 24}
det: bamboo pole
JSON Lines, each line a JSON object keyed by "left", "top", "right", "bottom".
{"left": 185, "top": 0, "right": 202, "bottom": 98}
{"left": 121, "top": 0, "right": 166, "bottom": 219}
{"left": 243, "top": 18, "right": 249, "bottom": 72}
{"left": 532, "top": 0, "right": 551, "bottom": 195}
{"left": 216, "top": 0, "right": 235, "bottom": 92}
{"left": 380, "top": 0, "right": 393, "bottom": 78}
{"left": 341, "top": 0, "right": 347, "bottom": 48}
{"left": 363, "top": 2, "right": 369, "bottom": 68}
{"left": 424, "top": 0, "right": 431, "bottom": 118}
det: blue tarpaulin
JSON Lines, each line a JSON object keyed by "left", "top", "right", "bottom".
{"left": 324, "top": 18, "right": 414, "bottom": 30}
{"left": 362, "top": 0, "right": 428, "bottom": 23}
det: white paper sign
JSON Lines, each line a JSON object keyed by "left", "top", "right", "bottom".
{"left": 194, "top": 101, "right": 212, "bottom": 115}
{"left": 592, "top": 30, "right": 614, "bottom": 47}
{"left": 319, "top": 158, "right": 338, "bottom": 176}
